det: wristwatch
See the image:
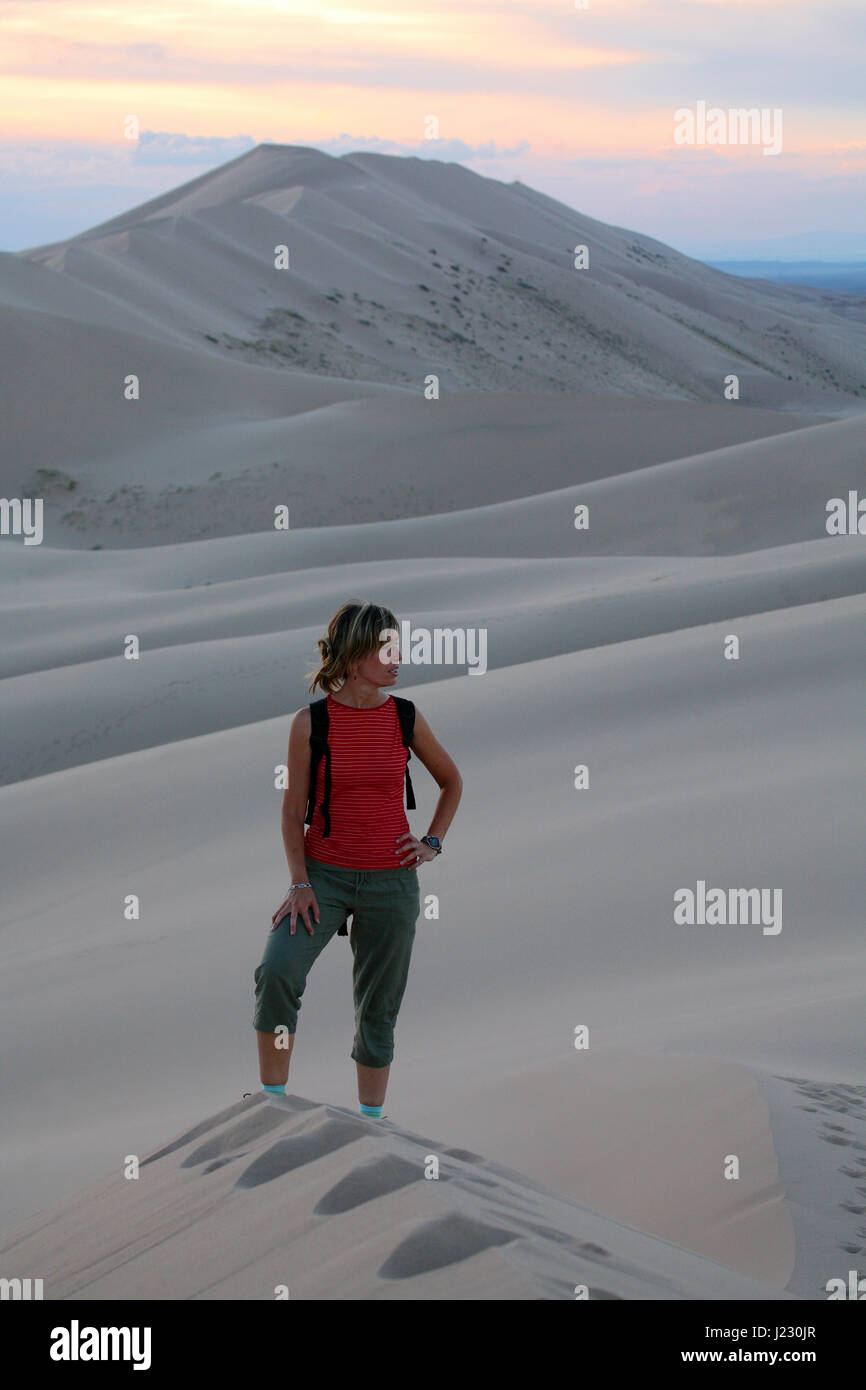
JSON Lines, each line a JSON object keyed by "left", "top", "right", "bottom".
{"left": 421, "top": 836, "right": 442, "bottom": 855}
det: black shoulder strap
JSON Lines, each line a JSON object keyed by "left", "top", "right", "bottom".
{"left": 305, "top": 698, "right": 332, "bottom": 836}
{"left": 306, "top": 695, "right": 416, "bottom": 838}
{"left": 392, "top": 696, "right": 416, "bottom": 810}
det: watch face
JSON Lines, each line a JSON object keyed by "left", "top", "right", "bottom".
{"left": 425, "top": 837, "right": 440, "bottom": 848}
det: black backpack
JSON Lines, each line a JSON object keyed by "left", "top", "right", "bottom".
{"left": 305, "top": 695, "right": 417, "bottom": 935}
{"left": 305, "top": 695, "right": 417, "bottom": 836}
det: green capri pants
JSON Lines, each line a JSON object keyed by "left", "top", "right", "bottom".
{"left": 253, "top": 858, "right": 420, "bottom": 1069}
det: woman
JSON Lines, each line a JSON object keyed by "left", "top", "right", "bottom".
{"left": 253, "top": 600, "right": 463, "bottom": 1118}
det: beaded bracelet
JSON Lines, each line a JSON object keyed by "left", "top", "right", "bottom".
{"left": 288, "top": 882, "right": 311, "bottom": 891}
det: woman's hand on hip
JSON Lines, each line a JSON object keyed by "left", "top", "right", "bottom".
{"left": 395, "top": 833, "right": 438, "bottom": 869}
{"left": 271, "top": 886, "right": 320, "bottom": 935}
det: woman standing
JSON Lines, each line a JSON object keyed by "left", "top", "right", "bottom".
{"left": 254, "top": 601, "right": 463, "bottom": 1117}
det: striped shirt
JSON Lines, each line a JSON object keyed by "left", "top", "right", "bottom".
{"left": 304, "top": 693, "right": 411, "bottom": 869}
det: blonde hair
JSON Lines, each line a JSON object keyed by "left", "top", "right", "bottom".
{"left": 307, "top": 600, "right": 398, "bottom": 694}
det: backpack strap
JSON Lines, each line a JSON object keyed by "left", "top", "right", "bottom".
{"left": 306, "top": 696, "right": 416, "bottom": 840}
{"left": 393, "top": 696, "right": 417, "bottom": 810}
{"left": 306, "top": 698, "right": 341, "bottom": 929}
{"left": 305, "top": 698, "right": 332, "bottom": 837}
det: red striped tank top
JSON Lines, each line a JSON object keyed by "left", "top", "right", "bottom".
{"left": 304, "top": 693, "right": 411, "bottom": 869}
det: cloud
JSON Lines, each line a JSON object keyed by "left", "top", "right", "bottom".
{"left": 130, "top": 131, "right": 257, "bottom": 167}
{"left": 124, "top": 43, "right": 166, "bottom": 61}
{"left": 313, "top": 134, "right": 531, "bottom": 160}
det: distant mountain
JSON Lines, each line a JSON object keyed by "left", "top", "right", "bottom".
{"left": 3, "top": 143, "right": 866, "bottom": 547}
{"left": 694, "top": 230, "right": 866, "bottom": 262}
{"left": 711, "top": 262, "right": 866, "bottom": 294}
{"left": 10, "top": 143, "right": 866, "bottom": 407}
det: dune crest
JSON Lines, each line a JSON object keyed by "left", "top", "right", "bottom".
{"left": 0, "top": 1092, "right": 798, "bottom": 1301}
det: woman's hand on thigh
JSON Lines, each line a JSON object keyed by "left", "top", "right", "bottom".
{"left": 271, "top": 887, "right": 320, "bottom": 935}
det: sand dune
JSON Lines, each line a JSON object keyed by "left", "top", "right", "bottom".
{"left": 1, "top": 405, "right": 864, "bottom": 783}
{"left": 2, "top": 376, "right": 829, "bottom": 545}
{"left": 1, "top": 144, "right": 864, "bottom": 1301}
{"left": 1, "top": 541, "right": 865, "bottom": 784}
{"left": 0, "top": 1092, "right": 799, "bottom": 1300}
{"left": 0, "top": 298, "right": 400, "bottom": 488}
{"left": 4, "top": 140, "right": 864, "bottom": 553}
{"left": 18, "top": 145, "right": 866, "bottom": 413}
{"left": 1, "top": 608, "right": 864, "bottom": 1290}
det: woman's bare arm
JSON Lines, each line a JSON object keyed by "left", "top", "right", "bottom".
{"left": 281, "top": 706, "right": 312, "bottom": 883}
{"left": 409, "top": 707, "right": 463, "bottom": 842}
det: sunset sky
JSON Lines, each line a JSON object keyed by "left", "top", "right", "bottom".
{"left": 1, "top": 0, "right": 864, "bottom": 256}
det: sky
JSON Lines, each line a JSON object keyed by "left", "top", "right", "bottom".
{"left": 0, "top": 0, "right": 864, "bottom": 258}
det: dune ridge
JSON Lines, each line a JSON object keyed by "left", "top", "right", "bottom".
{"left": 0, "top": 1092, "right": 800, "bottom": 1301}
{"left": 1, "top": 144, "right": 864, "bottom": 1301}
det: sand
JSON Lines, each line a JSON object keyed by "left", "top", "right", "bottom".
{"left": 1, "top": 143, "right": 865, "bottom": 1300}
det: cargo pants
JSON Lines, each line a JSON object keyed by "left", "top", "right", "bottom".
{"left": 253, "top": 857, "right": 420, "bottom": 1068}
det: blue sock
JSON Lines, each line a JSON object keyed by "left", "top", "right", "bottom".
{"left": 360, "top": 1102, "right": 383, "bottom": 1118}
{"left": 262, "top": 1083, "right": 286, "bottom": 1095}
